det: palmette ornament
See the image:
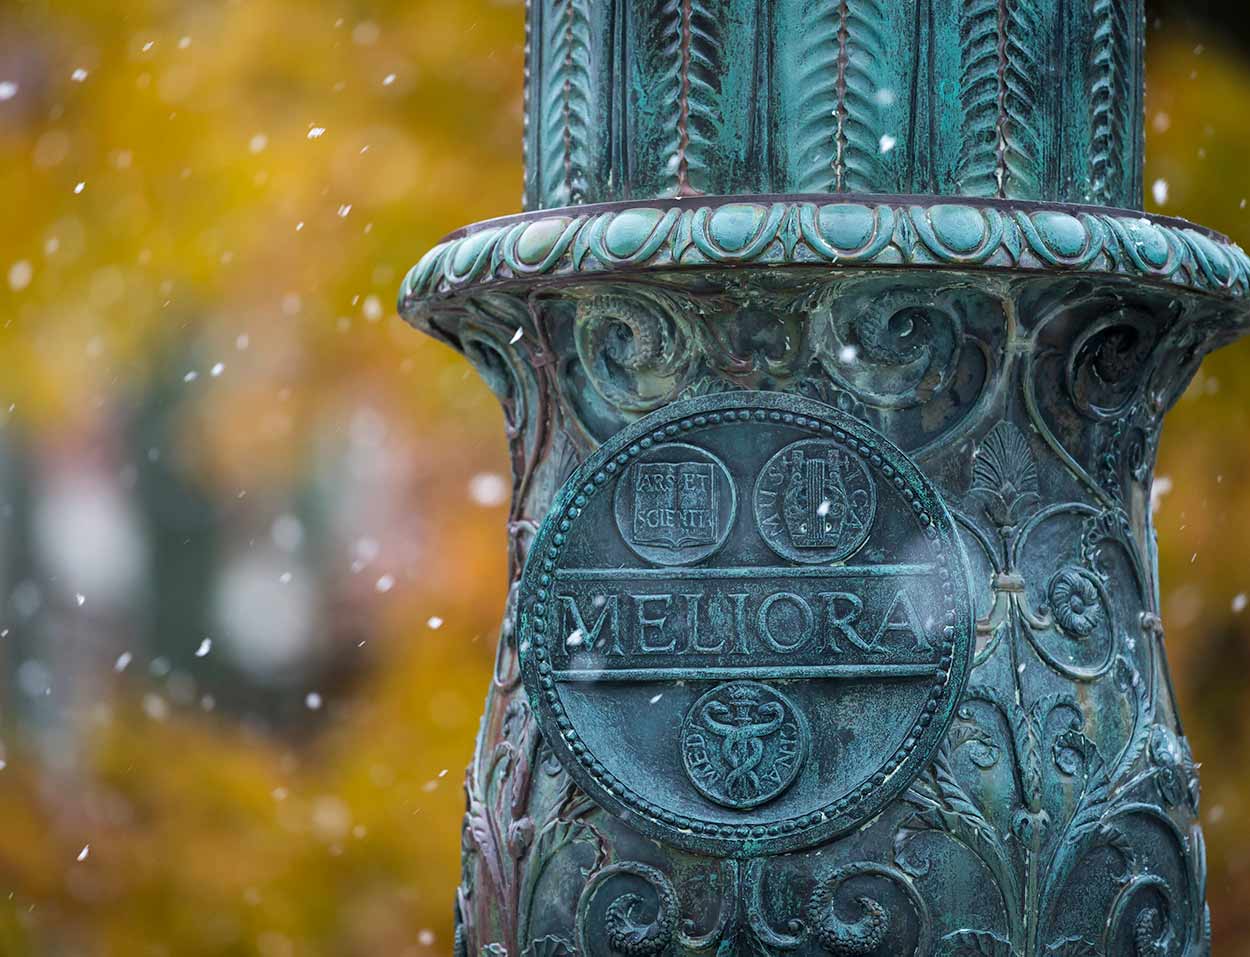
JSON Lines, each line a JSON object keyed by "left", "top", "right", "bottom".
{"left": 398, "top": 2, "right": 1247, "bottom": 954}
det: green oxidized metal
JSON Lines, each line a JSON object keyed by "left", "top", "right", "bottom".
{"left": 517, "top": 392, "right": 975, "bottom": 859}
{"left": 398, "top": 3, "right": 1249, "bottom": 955}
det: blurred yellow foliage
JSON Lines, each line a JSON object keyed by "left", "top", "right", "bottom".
{"left": 0, "top": 2, "right": 1249, "bottom": 955}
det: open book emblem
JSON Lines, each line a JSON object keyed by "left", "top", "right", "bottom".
{"left": 631, "top": 461, "right": 718, "bottom": 549}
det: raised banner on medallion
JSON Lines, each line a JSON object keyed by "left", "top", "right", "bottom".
{"left": 518, "top": 391, "right": 974, "bottom": 856}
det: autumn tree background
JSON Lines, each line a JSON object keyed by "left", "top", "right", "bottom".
{"left": 1, "top": 1, "right": 1250, "bottom": 953}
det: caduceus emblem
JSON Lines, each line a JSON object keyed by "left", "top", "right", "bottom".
{"left": 681, "top": 681, "right": 809, "bottom": 810}
{"left": 701, "top": 685, "right": 784, "bottom": 801}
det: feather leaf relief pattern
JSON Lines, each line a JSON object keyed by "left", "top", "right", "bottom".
{"left": 682, "top": 0, "right": 724, "bottom": 194}
{"left": 792, "top": 1, "right": 842, "bottom": 193}
{"left": 538, "top": 0, "right": 593, "bottom": 206}
{"left": 839, "top": 0, "right": 892, "bottom": 192}
{"left": 1089, "top": 0, "right": 1133, "bottom": 204}
{"left": 958, "top": 0, "right": 1044, "bottom": 198}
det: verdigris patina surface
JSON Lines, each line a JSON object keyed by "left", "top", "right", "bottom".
{"left": 518, "top": 392, "right": 975, "bottom": 859}
{"left": 398, "top": 3, "right": 1249, "bottom": 954}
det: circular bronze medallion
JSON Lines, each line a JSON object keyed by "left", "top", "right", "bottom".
{"left": 518, "top": 391, "right": 974, "bottom": 856}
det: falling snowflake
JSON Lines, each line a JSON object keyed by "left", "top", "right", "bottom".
{"left": 1150, "top": 475, "right": 1173, "bottom": 512}
{"left": 7, "top": 261, "right": 31, "bottom": 291}
{"left": 468, "top": 472, "right": 508, "bottom": 507}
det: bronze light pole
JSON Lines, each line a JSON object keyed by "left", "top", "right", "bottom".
{"left": 400, "top": 3, "right": 1248, "bottom": 954}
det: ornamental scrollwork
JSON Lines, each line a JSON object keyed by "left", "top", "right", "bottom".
{"left": 572, "top": 290, "right": 697, "bottom": 414}
{"left": 442, "top": 254, "right": 1213, "bottom": 957}
{"left": 444, "top": 278, "right": 1006, "bottom": 462}
{"left": 458, "top": 694, "right": 607, "bottom": 957}
{"left": 806, "top": 863, "right": 933, "bottom": 956}
{"left": 1020, "top": 289, "right": 1222, "bottom": 511}
{"left": 811, "top": 284, "right": 967, "bottom": 412}
{"left": 1065, "top": 307, "right": 1158, "bottom": 421}
{"left": 565, "top": 278, "right": 1001, "bottom": 456}
{"left": 879, "top": 412, "right": 1206, "bottom": 957}
{"left": 570, "top": 856, "right": 932, "bottom": 956}
{"left": 959, "top": 422, "right": 1126, "bottom": 680}
{"left": 575, "top": 863, "right": 678, "bottom": 957}
{"left": 889, "top": 655, "right": 1207, "bottom": 957}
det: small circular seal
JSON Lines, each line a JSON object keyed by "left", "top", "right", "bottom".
{"left": 754, "top": 439, "right": 876, "bottom": 563}
{"left": 613, "top": 442, "right": 736, "bottom": 565}
{"left": 681, "top": 681, "right": 809, "bottom": 809}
